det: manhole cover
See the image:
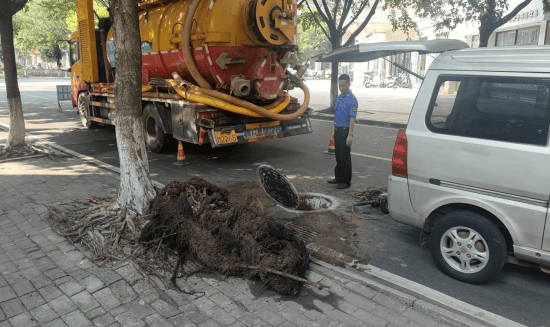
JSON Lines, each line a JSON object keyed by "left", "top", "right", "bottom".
{"left": 257, "top": 164, "right": 300, "bottom": 209}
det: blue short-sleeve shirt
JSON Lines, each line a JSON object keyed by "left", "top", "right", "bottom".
{"left": 334, "top": 91, "right": 358, "bottom": 128}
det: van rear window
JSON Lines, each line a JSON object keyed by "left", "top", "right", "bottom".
{"left": 426, "top": 75, "right": 550, "bottom": 146}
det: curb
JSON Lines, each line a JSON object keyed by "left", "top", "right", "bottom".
{"left": 0, "top": 122, "right": 521, "bottom": 327}
{"left": 308, "top": 113, "right": 407, "bottom": 129}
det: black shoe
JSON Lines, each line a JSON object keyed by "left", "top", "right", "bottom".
{"left": 335, "top": 183, "right": 350, "bottom": 189}
{"left": 327, "top": 179, "right": 340, "bottom": 184}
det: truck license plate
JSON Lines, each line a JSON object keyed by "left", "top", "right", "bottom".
{"left": 214, "top": 130, "right": 238, "bottom": 145}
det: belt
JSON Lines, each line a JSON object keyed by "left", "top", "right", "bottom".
{"left": 334, "top": 126, "right": 349, "bottom": 130}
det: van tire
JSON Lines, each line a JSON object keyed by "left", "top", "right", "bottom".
{"left": 142, "top": 103, "right": 172, "bottom": 153}
{"left": 78, "top": 93, "right": 98, "bottom": 129}
{"left": 430, "top": 211, "right": 507, "bottom": 284}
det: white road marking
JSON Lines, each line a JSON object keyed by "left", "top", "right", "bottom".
{"left": 351, "top": 152, "right": 391, "bottom": 162}
{"left": 309, "top": 118, "right": 400, "bottom": 131}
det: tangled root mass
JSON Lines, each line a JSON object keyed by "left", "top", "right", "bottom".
{"left": 139, "top": 177, "right": 309, "bottom": 295}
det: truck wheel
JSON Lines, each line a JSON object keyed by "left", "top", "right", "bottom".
{"left": 78, "top": 93, "right": 98, "bottom": 129}
{"left": 142, "top": 103, "right": 171, "bottom": 153}
{"left": 429, "top": 211, "right": 507, "bottom": 284}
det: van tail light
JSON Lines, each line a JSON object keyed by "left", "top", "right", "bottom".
{"left": 392, "top": 129, "right": 408, "bottom": 178}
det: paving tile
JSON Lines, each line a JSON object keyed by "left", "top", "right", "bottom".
{"left": 71, "top": 290, "right": 100, "bottom": 313}
{"left": 0, "top": 262, "right": 18, "bottom": 275}
{"left": 123, "top": 298, "right": 156, "bottom": 319}
{"left": 343, "top": 291, "right": 377, "bottom": 312}
{"left": 371, "top": 306, "right": 409, "bottom": 327}
{"left": 150, "top": 299, "right": 178, "bottom": 319}
{"left": 38, "top": 284, "right": 64, "bottom": 302}
{"left": 0, "top": 286, "right": 17, "bottom": 303}
{"left": 30, "top": 275, "right": 53, "bottom": 289}
{"left": 372, "top": 293, "right": 409, "bottom": 314}
{"left": 0, "top": 299, "right": 26, "bottom": 318}
{"left": 49, "top": 294, "right": 79, "bottom": 316}
{"left": 132, "top": 279, "right": 160, "bottom": 303}
{"left": 20, "top": 267, "right": 42, "bottom": 280}
{"left": 326, "top": 309, "right": 363, "bottom": 327}
{"left": 59, "top": 281, "right": 85, "bottom": 297}
{"left": 145, "top": 313, "right": 173, "bottom": 327}
{"left": 280, "top": 307, "right": 312, "bottom": 327}
{"left": 255, "top": 309, "right": 288, "bottom": 326}
{"left": 352, "top": 308, "right": 389, "bottom": 327}
{"left": 198, "top": 319, "right": 223, "bottom": 327}
{"left": 13, "top": 258, "right": 34, "bottom": 270}
{"left": 109, "top": 280, "right": 137, "bottom": 304}
{"left": 44, "top": 268, "right": 67, "bottom": 280}
{"left": 114, "top": 311, "right": 146, "bottom": 327}
{"left": 84, "top": 306, "right": 106, "bottom": 320}
{"left": 93, "top": 287, "right": 122, "bottom": 311}
{"left": 10, "top": 281, "right": 35, "bottom": 297}
{"left": 61, "top": 309, "right": 92, "bottom": 327}
{"left": 168, "top": 313, "right": 198, "bottom": 327}
{"left": 81, "top": 275, "right": 105, "bottom": 293}
{"left": 29, "top": 303, "right": 60, "bottom": 325}
{"left": 344, "top": 281, "right": 379, "bottom": 299}
{"left": 19, "top": 291, "right": 46, "bottom": 311}
{"left": 42, "top": 318, "right": 69, "bottom": 327}
{"left": 402, "top": 308, "right": 439, "bottom": 327}
{"left": 9, "top": 312, "right": 39, "bottom": 326}
{"left": 93, "top": 313, "right": 116, "bottom": 327}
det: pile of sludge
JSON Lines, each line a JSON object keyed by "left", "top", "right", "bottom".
{"left": 139, "top": 177, "right": 309, "bottom": 295}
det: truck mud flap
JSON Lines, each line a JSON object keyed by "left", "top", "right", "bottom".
{"left": 208, "top": 117, "right": 313, "bottom": 147}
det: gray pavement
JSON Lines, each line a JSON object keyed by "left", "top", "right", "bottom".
{"left": 0, "top": 129, "right": 495, "bottom": 327}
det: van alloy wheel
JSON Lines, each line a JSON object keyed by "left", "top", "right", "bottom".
{"left": 439, "top": 226, "right": 489, "bottom": 274}
{"left": 78, "top": 93, "right": 98, "bottom": 129}
{"left": 429, "top": 211, "right": 507, "bottom": 284}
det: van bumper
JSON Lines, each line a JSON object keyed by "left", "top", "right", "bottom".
{"left": 387, "top": 175, "right": 425, "bottom": 229}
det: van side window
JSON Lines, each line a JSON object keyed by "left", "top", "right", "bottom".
{"left": 70, "top": 41, "right": 80, "bottom": 66}
{"left": 427, "top": 76, "right": 550, "bottom": 146}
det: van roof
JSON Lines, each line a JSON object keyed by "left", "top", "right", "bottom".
{"left": 432, "top": 45, "right": 550, "bottom": 73}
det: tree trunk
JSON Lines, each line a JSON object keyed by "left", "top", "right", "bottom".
{"left": 330, "top": 60, "right": 339, "bottom": 110}
{"left": 111, "top": 0, "right": 156, "bottom": 214}
{"left": 0, "top": 4, "right": 26, "bottom": 148}
{"left": 478, "top": 23, "right": 494, "bottom": 48}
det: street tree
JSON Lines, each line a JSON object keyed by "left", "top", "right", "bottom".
{"left": 296, "top": 17, "right": 329, "bottom": 62}
{"left": 385, "top": 0, "right": 536, "bottom": 47}
{"left": 0, "top": 0, "right": 29, "bottom": 149}
{"left": 298, "top": 0, "right": 381, "bottom": 108}
{"left": 110, "top": 0, "right": 156, "bottom": 214}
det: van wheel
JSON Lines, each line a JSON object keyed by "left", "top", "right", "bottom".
{"left": 430, "top": 211, "right": 507, "bottom": 284}
{"left": 78, "top": 93, "right": 98, "bottom": 129}
{"left": 142, "top": 103, "right": 172, "bottom": 153}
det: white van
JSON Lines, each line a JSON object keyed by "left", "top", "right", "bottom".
{"left": 314, "top": 41, "right": 550, "bottom": 284}
{"left": 388, "top": 45, "right": 550, "bottom": 284}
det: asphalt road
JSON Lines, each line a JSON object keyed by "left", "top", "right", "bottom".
{"left": 1, "top": 77, "right": 549, "bottom": 326}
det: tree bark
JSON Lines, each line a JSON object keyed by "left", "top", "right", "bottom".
{"left": 0, "top": 2, "right": 26, "bottom": 148}
{"left": 111, "top": 0, "right": 156, "bottom": 214}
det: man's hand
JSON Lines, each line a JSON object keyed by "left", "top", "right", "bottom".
{"left": 346, "top": 134, "right": 353, "bottom": 147}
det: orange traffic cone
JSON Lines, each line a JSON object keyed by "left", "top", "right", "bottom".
{"left": 173, "top": 140, "right": 190, "bottom": 166}
{"left": 324, "top": 135, "right": 335, "bottom": 155}
{"left": 198, "top": 127, "right": 206, "bottom": 146}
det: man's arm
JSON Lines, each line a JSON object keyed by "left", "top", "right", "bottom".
{"left": 346, "top": 117, "right": 355, "bottom": 146}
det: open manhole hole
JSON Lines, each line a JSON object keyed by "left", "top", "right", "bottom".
{"left": 258, "top": 165, "right": 335, "bottom": 212}
{"left": 296, "top": 193, "right": 333, "bottom": 211}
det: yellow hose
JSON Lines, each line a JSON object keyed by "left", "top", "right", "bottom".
{"left": 167, "top": 79, "right": 291, "bottom": 117}
{"left": 142, "top": 85, "right": 153, "bottom": 93}
{"left": 170, "top": 73, "right": 311, "bottom": 121}
{"left": 182, "top": 0, "right": 211, "bottom": 89}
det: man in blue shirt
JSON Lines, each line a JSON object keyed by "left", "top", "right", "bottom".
{"left": 328, "top": 74, "right": 357, "bottom": 189}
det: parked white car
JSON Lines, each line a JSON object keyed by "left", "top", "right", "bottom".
{"left": 388, "top": 44, "right": 550, "bottom": 284}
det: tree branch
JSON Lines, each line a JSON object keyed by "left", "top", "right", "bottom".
{"left": 314, "top": 0, "right": 334, "bottom": 26}
{"left": 343, "top": 0, "right": 379, "bottom": 46}
{"left": 341, "top": 0, "right": 371, "bottom": 36}
{"left": 11, "top": 0, "right": 29, "bottom": 15}
{"left": 305, "top": 0, "right": 331, "bottom": 39}
{"left": 496, "top": 0, "right": 531, "bottom": 26}
{"left": 337, "top": 0, "right": 354, "bottom": 31}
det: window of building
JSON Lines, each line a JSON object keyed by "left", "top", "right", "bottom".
{"left": 496, "top": 25, "right": 541, "bottom": 46}
{"left": 516, "top": 26, "right": 540, "bottom": 45}
{"left": 496, "top": 30, "right": 516, "bottom": 46}
{"left": 426, "top": 75, "right": 550, "bottom": 146}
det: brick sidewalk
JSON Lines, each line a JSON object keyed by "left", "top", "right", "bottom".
{"left": 0, "top": 146, "right": 478, "bottom": 327}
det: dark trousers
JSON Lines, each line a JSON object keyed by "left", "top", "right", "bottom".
{"left": 334, "top": 128, "right": 352, "bottom": 185}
